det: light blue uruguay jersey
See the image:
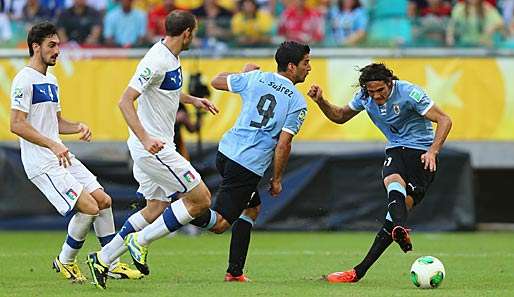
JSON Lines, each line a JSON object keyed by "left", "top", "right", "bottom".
{"left": 348, "top": 80, "right": 435, "bottom": 151}
{"left": 219, "top": 70, "right": 307, "bottom": 176}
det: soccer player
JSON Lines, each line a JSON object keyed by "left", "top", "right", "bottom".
{"left": 307, "top": 63, "right": 452, "bottom": 283}
{"left": 187, "top": 41, "right": 311, "bottom": 281}
{"left": 86, "top": 10, "right": 218, "bottom": 289}
{"left": 9, "top": 21, "right": 142, "bottom": 283}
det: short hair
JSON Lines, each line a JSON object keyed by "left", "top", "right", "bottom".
{"left": 275, "top": 41, "right": 310, "bottom": 72}
{"left": 27, "top": 21, "right": 58, "bottom": 57}
{"left": 165, "top": 10, "right": 197, "bottom": 37}
{"left": 358, "top": 63, "right": 399, "bottom": 97}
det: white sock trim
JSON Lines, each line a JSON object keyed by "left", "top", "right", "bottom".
{"left": 129, "top": 211, "right": 150, "bottom": 230}
{"left": 171, "top": 199, "right": 194, "bottom": 225}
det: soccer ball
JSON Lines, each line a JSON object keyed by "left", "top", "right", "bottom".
{"left": 410, "top": 256, "right": 445, "bottom": 289}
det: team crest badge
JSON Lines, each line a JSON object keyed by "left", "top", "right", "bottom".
{"left": 393, "top": 104, "right": 400, "bottom": 115}
{"left": 183, "top": 171, "right": 196, "bottom": 183}
{"left": 65, "top": 189, "right": 78, "bottom": 201}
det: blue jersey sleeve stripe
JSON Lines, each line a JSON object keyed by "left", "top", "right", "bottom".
{"left": 420, "top": 100, "right": 434, "bottom": 116}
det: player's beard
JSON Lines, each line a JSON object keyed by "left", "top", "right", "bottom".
{"left": 42, "top": 51, "right": 58, "bottom": 66}
{"left": 295, "top": 71, "right": 308, "bottom": 84}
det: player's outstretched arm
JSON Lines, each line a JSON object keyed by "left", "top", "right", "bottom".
{"left": 11, "top": 109, "right": 72, "bottom": 167}
{"left": 307, "top": 84, "right": 359, "bottom": 124}
{"left": 56, "top": 112, "right": 91, "bottom": 142}
{"left": 118, "top": 87, "right": 165, "bottom": 154}
{"left": 421, "top": 104, "right": 452, "bottom": 172}
{"left": 211, "top": 63, "right": 260, "bottom": 91}
{"left": 269, "top": 131, "right": 294, "bottom": 197}
{"left": 211, "top": 72, "right": 233, "bottom": 91}
{"left": 179, "top": 92, "right": 219, "bottom": 115}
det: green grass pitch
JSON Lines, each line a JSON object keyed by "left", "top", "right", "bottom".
{"left": 0, "top": 231, "right": 513, "bottom": 296}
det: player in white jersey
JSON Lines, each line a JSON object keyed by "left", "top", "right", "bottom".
{"left": 9, "top": 22, "right": 142, "bottom": 283}
{"left": 86, "top": 10, "right": 219, "bottom": 289}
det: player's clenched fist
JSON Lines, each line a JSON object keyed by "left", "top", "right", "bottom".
{"left": 242, "top": 63, "right": 260, "bottom": 73}
{"left": 307, "top": 84, "right": 324, "bottom": 103}
{"left": 142, "top": 136, "right": 165, "bottom": 154}
{"left": 269, "top": 178, "right": 282, "bottom": 197}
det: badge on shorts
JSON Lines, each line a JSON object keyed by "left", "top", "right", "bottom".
{"left": 183, "top": 171, "right": 196, "bottom": 183}
{"left": 393, "top": 104, "right": 400, "bottom": 115}
{"left": 65, "top": 189, "right": 78, "bottom": 201}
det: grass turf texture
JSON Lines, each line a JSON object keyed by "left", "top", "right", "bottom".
{"left": 0, "top": 231, "right": 512, "bottom": 297}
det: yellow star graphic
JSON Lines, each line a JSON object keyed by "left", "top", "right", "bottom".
{"left": 423, "top": 66, "right": 463, "bottom": 108}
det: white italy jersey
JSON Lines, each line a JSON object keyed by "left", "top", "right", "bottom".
{"left": 127, "top": 41, "right": 183, "bottom": 158}
{"left": 10, "top": 67, "right": 65, "bottom": 179}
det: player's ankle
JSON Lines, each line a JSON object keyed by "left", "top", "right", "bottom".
{"left": 353, "top": 266, "right": 365, "bottom": 280}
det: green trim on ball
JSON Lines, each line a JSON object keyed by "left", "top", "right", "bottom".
{"left": 410, "top": 271, "right": 420, "bottom": 287}
{"left": 430, "top": 271, "right": 444, "bottom": 288}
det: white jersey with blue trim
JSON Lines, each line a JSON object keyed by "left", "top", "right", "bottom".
{"left": 348, "top": 80, "right": 435, "bottom": 151}
{"left": 127, "top": 41, "right": 183, "bottom": 157}
{"left": 219, "top": 70, "right": 307, "bottom": 176}
{"left": 10, "top": 67, "right": 65, "bottom": 179}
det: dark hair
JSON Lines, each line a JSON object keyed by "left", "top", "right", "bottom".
{"left": 27, "top": 21, "right": 58, "bottom": 57}
{"left": 338, "top": 0, "right": 361, "bottom": 11}
{"left": 239, "top": 0, "right": 258, "bottom": 17}
{"left": 275, "top": 41, "right": 310, "bottom": 72}
{"left": 165, "top": 10, "right": 197, "bottom": 37}
{"left": 358, "top": 63, "right": 398, "bottom": 97}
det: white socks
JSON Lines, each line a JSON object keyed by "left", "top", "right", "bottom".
{"left": 59, "top": 212, "right": 95, "bottom": 264}
{"left": 99, "top": 211, "right": 149, "bottom": 265}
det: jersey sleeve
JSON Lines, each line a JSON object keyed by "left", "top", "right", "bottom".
{"left": 282, "top": 94, "right": 308, "bottom": 136}
{"left": 348, "top": 90, "right": 365, "bottom": 111}
{"left": 282, "top": 108, "right": 307, "bottom": 136}
{"left": 128, "top": 58, "right": 163, "bottom": 94}
{"left": 407, "top": 85, "right": 434, "bottom": 116}
{"left": 11, "top": 76, "right": 32, "bottom": 113}
{"left": 227, "top": 70, "right": 259, "bottom": 93}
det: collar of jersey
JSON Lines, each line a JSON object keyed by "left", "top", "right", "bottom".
{"left": 159, "top": 39, "right": 179, "bottom": 60}
{"left": 387, "top": 80, "right": 396, "bottom": 100}
{"left": 26, "top": 66, "right": 48, "bottom": 77}
{"left": 273, "top": 72, "right": 293, "bottom": 84}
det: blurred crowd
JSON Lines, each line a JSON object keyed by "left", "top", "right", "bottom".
{"left": 1, "top": 0, "right": 514, "bottom": 49}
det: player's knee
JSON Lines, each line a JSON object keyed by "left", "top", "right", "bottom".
{"left": 96, "top": 194, "right": 112, "bottom": 210}
{"left": 82, "top": 203, "right": 100, "bottom": 216}
{"left": 242, "top": 205, "right": 260, "bottom": 221}
{"left": 194, "top": 187, "right": 212, "bottom": 213}
{"left": 383, "top": 174, "right": 405, "bottom": 187}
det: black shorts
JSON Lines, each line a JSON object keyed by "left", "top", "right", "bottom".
{"left": 382, "top": 147, "right": 437, "bottom": 205}
{"left": 212, "top": 152, "right": 262, "bottom": 224}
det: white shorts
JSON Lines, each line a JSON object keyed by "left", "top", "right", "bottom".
{"left": 30, "top": 156, "right": 102, "bottom": 216}
{"left": 132, "top": 148, "right": 202, "bottom": 202}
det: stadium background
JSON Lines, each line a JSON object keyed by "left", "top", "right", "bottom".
{"left": 0, "top": 0, "right": 514, "bottom": 230}
{"left": 1, "top": 1, "right": 514, "bottom": 295}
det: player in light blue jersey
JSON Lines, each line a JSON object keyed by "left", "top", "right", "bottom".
{"left": 187, "top": 41, "right": 311, "bottom": 281}
{"left": 308, "top": 63, "right": 452, "bottom": 283}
